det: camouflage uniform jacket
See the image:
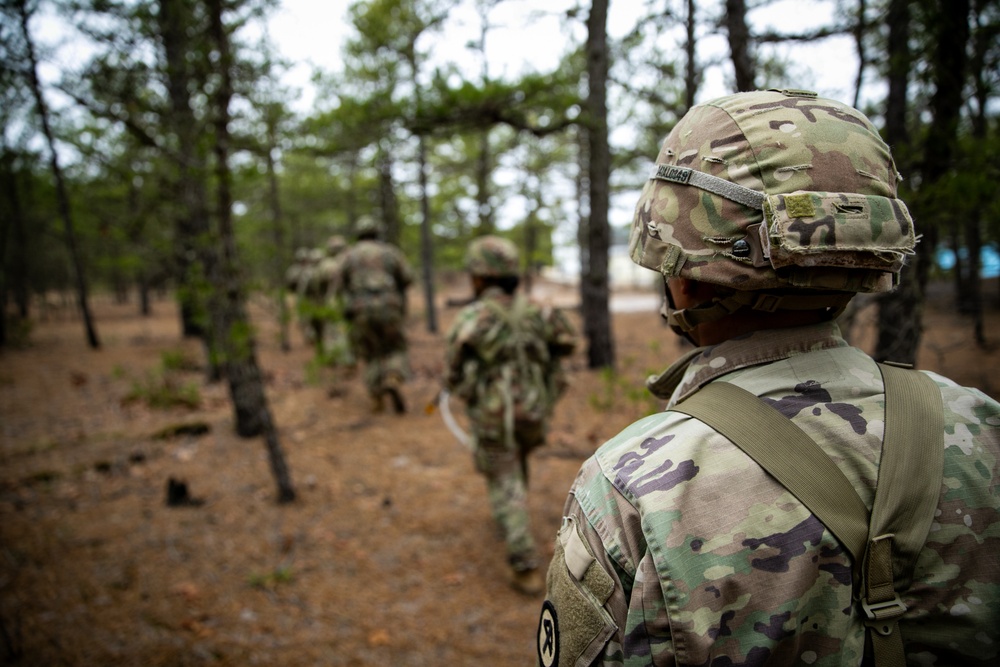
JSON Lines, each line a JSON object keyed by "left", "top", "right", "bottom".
{"left": 542, "top": 321, "right": 999, "bottom": 667}
{"left": 446, "top": 287, "right": 575, "bottom": 442}
{"left": 336, "top": 240, "right": 413, "bottom": 316}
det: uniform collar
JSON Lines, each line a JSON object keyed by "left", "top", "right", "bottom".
{"left": 647, "top": 321, "right": 849, "bottom": 407}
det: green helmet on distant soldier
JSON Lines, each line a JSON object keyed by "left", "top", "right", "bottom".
{"left": 355, "top": 215, "right": 380, "bottom": 240}
{"left": 326, "top": 234, "right": 347, "bottom": 256}
{"left": 630, "top": 89, "right": 916, "bottom": 335}
{"left": 466, "top": 236, "right": 520, "bottom": 278}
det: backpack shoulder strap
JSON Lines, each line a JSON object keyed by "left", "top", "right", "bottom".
{"left": 672, "top": 365, "right": 944, "bottom": 667}
{"left": 671, "top": 381, "right": 870, "bottom": 565}
{"left": 863, "top": 363, "right": 944, "bottom": 666}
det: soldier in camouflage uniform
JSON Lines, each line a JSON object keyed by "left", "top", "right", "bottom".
{"left": 336, "top": 216, "right": 413, "bottom": 413}
{"left": 296, "top": 247, "right": 326, "bottom": 348}
{"left": 537, "top": 90, "right": 999, "bottom": 666}
{"left": 446, "top": 236, "right": 576, "bottom": 595}
{"left": 309, "top": 234, "right": 355, "bottom": 369}
{"left": 285, "top": 247, "right": 312, "bottom": 345}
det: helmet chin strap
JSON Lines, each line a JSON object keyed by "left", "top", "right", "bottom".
{"left": 660, "top": 280, "right": 854, "bottom": 344}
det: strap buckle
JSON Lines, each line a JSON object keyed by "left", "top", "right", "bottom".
{"left": 862, "top": 594, "right": 907, "bottom": 636}
{"left": 752, "top": 294, "right": 782, "bottom": 312}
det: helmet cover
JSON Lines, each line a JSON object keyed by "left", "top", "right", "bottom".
{"left": 354, "top": 215, "right": 380, "bottom": 238}
{"left": 326, "top": 234, "right": 347, "bottom": 256}
{"left": 630, "top": 89, "right": 916, "bottom": 295}
{"left": 466, "top": 235, "right": 519, "bottom": 277}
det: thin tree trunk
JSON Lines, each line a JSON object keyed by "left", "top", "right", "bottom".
{"left": 583, "top": 0, "right": 614, "bottom": 369}
{"left": 160, "top": 0, "right": 211, "bottom": 342}
{"left": 724, "top": 0, "right": 755, "bottom": 92}
{"left": 17, "top": 0, "right": 100, "bottom": 349}
{"left": 8, "top": 162, "right": 30, "bottom": 320}
{"left": 417, "top": 135, "right": 438, "bottom": 333}
{"left": 576, "top": 127, "right": 589, "bottom": 285}
{"left": 476, "top": 130, "right": 494, "bottom": 234}
{"left": 0, "top": 152, "right": 25, "bottom": 347}
{"left": 207, "top": 0, "right": 294, "bottom": 502}
{"left": 966, "top": 0, "right": 991, "bottom": 345}
{"left": 377, "top": 146, "right": 401, "bottom": 246}
{"left": 851, "top": 0, "right": 868, "bottom": 108}
{"left": 521, "top": 139, "right": 540, "bottom": 296}
{"left": 875, "top": 0, "right": 918, "bottom": 364}
{"left": 0, "top": 164, "right": 10, "bottom": 348}
{"left": 920, "top": 0, "right": 969, "bottom": 305}
{"left": 684, "top": 0, "right": 697, "bottom": 112}
{"left": 265, "top": 116, "right": 290, "bottom": 352}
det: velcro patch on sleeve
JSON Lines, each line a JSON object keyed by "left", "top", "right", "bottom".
{"left": 537, "top": 518, "right": 616, "bottom": 667}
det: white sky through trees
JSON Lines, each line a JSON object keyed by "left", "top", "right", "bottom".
{"left": 270, "top": 0, "right": 869, "bottom": 113}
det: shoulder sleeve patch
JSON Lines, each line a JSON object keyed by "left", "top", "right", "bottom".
{"left": 537, "top": 518, "right": 616, "bottom": 667}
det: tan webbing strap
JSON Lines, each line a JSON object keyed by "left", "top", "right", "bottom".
{"left": 673, "top": 367, "right": 944, "bottom": 666}
{"left": 671, "top": 382, "right": 870, "bottom": 565}
{"left": 864, "top": 363, "right": 944, "bottom": 667}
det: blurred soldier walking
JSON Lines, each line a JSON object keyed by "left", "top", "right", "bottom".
{"left": 296, "top": 247, "right": 325, "bottom": 348}
{"left": 336, "top": 216, "right": 413, "bottom": 413}
{"left": 284, "top": 247, "right": 312, "bottom": 345}
{"left": 445, "top": 236, "right": 576, "bottom": 595}
{"left": 309, "top": 234, "right": 354, "bottom": 371}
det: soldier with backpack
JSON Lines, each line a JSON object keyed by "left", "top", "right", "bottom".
{"left": 337, "top": 216, "right": 414, "bottom": 413}
{"left": 536, "top": 90, "right": 999, "bottom": 666}
{"left": 446, "top": 235, "right": 576, "bottom": 595}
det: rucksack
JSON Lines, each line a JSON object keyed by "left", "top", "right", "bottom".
{"left": 469, "top": 295, "right": 554, "bottom": 446}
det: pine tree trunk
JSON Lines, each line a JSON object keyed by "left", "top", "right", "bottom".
{"left": 207, "top": 0, "right": 294, "bottom": 502}
{"left": 724, "top": 0, "right": 755, "bottom": 91}
{"left": 583, "top": 0, "right": 614, "bottom": 369}
{"left": 264, "top": 120, "right": 290, "bottom": 352}
{"left": 159, "top": 0, "right": 211, "bottom": 343}
{"left": 875, "top": 0, "right": 918, "bottom": 364}
{"left": 17, "top": 0, "right": 100, "bottom": 350}
{"left": 417, "top": 135, "right": 438, "bottom": 333}
{"left": 684, "top": 0, "right": 697, "bottom": 112}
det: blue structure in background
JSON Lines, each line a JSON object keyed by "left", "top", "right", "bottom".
{"left": 936, "top": 245, "right": 1000, "bottom": 278}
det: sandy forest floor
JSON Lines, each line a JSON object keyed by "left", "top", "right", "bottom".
{"left": 1, "top": 276, "right": 998, "bottom": 667}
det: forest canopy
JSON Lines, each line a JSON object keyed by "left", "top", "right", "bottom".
{"left": 3, "top": 0, "right": 999, "bottom": 363}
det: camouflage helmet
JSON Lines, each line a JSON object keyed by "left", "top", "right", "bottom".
{"left": 325, "top": 234, "right": 347, "bottom": 256}
{"left": 630, "top": 89, "right": 916, "bottom": 332}
{"left": 465, "top": 235, "right": 519, "bottom": 277}
{"left": 307, "top": 248, "right": 324, "bottom": 263}
{"left": 294, "top": 247, "right": 310, "bottom": 262}
{"left": 354, "top": 215, "right": 380, "bottom": 239}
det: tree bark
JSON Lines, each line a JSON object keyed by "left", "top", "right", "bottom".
{"left": 965, "top": 0, "right": 992, "bottom": 345}
{"left": 724, "top": 0, "right": 755, "bottom": 92}
{"left": 377, "top": 145, "right": 401, "bottom": 246}
{"left": 417, "top": 134, "right": 438, "bottom": 333}
{"left": 877, "top": 0, "right": 970, "bottom": 365}
{"left": 17, "top": 0, "right": 100, "bottom": 350}
{"left": 264, "top": 111, "right": 290, "bottom": 352}
{"left": 875, "top": 0, "right": 919, "bottom": 364}
{"left": 207, "top": 0, "right": 294, "bottom": 503}
{"left": 851, "top": 0, "right": 868, "bottom": 108}
{"left": 476, "top": 130, "right": 495, "bottom": 234}
{"left": 583, "top": 0, "right": 614, "bottom": 369}
{"left": 0, "top": 151, "right": 27, "bottom": 346}
{"left": 159, "top": 0, "right": 212, "bottom": 343}
{"left": 684, "top": 0, "right": 697, "bottom": 112}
